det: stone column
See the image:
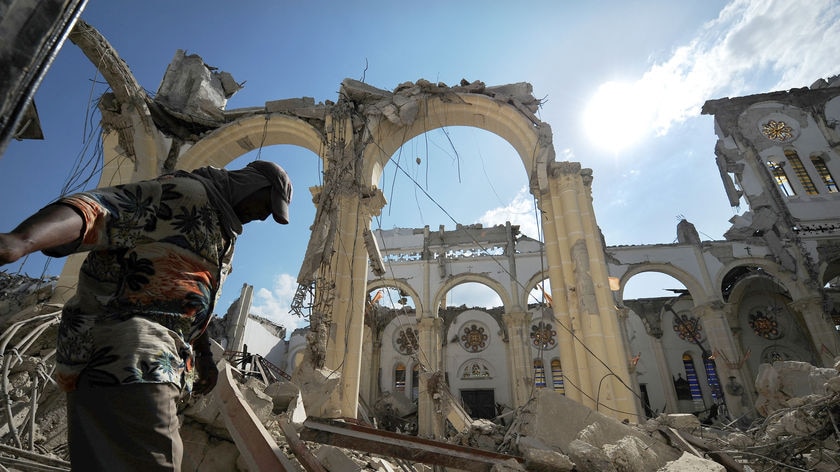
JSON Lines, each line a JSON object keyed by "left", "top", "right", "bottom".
{"left": 318, "top": 189, "right": 386, "bottom": 418}
{"left": 503, "top": 311, "right": 533, "bottom": 408}
{"left": 416, "top": 316, "right": 443, "bottom": 437}
{"left": 536, "top": 161, "right": 637, "bottom": 420}
{"left": 360, "top": 324, "right": 381, "bottom": 407}
{"left": 692, "top": 302, "right": 753, "bottom": 418}
{"left": 789, "top": 297, "right": 839, "bottom": 366}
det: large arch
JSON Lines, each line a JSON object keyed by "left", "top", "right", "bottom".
{"left": 177, "top": 113, "right": 325, "bottom": 170}
{"left": 361, "top": 94, "right": 551, "bottom": 189}
{"left": 522, "top": 270, "right": 552, "bottom": 307}
{"left": 617, "top": 264, "right": 708, "bottom": 305}
{"left": 433, "top": 273, "right": 512, "bottom": 316}
{"left": 716, "top": 258, "right": 798, "bottom": 301}
{"left": 366, "top": 278, "right": 424, "bottom": 318}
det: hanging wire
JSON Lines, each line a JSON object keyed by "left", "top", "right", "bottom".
{"left": 365, "top": 120, "right": 645, "bottom": 413}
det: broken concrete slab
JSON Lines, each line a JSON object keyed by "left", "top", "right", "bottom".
{"left": 755, "top": 360, "right": 839, "bottom": 416}
{"left": 657, "top": 452, "right": 726, "bottom": 472}
{"left": 518, "top": 390, "right": 681, "bottom": 469}
{"left": 315, "top": 444, "right": 363, "bottom": 472}
{"left": 566, "top": 440, "right": 617, "bottom": 472}
{"left": 521, "top": 447, "right": 575, "bottom": 472}
{"left": 659, "top": 414, "right": 701, "bottom": 432}
{"left": 602, "top": 436, "right": 662, "bottom": 472}
{"left": 180, "top": 425, "right": 244, "bottom": 472}
{"left": 155, "top": 49, "right": 240, "bottom": 123}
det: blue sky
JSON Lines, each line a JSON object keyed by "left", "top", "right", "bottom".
{"left": 1, "top": 0, "right": 838, "bottom": 334}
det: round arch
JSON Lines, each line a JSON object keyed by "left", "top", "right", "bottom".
{"left": 618, "top": 264, "right": 708, "bottom": 304}
{"left": 177, "top": 113, "right": 325, "bottom": 170}
{"left": 522, "top": 270, "right": 551, "bottom": 307}
{"left": 433, "top": 273, "right": 512, "bottom": 316}
{"left": 361, "top": 94, "right": 551, "bottom": 188}
{"left": 366, "top": 278, "right": 424, "bottom": 318}
{"left": 716, "top": 258, "right": 799, "bottom": 300}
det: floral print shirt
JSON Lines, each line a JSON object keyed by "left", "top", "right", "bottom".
{"left": 51, "top": 174, "right": 233, "bottom": 392}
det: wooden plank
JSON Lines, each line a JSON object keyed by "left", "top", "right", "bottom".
{"left": 301, "top": 418, "right": 522, "bottom": 472}
{"left": 215, "top": 363, "right": 298, "bottom": 471}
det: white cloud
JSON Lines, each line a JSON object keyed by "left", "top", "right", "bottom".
{"left": 478, "top": 186, "right": 540, "bottom": 239}
{"left": 587, "top": 0, "right": 840, "bottom": 143}
{"left": 250, "top": 273, "right": 307, "bottom": 337}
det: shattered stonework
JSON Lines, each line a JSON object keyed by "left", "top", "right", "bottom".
{"left": 5, "top": 273, "right": 840, "bottom": 471}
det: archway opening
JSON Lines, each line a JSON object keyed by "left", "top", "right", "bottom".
{"left": 374, "top": 127, "right": 538, "bottom": 240}
{"left": 217, "top": 145, "right": 322, "bottom": 338}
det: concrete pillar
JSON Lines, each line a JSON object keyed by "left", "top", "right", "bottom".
{"left": 360, "top": 324, "right": 380, "bottom": 407}
{"left": 537, "top": 161, "right": 637, "bottom": 421}
{"left": 318, "top": 190, "right": 386, "bottom": 419}
{"left": 789, "top": 297, "right": 839, "bottom": 366}
{"left": 503, "top": 311, "right": 533, "bottom": 408}
{"left": 536, "top": 183, "right": 583, "bottom": 406}
{"left": 230, "top": 284, "right": 253, "bottom": 352}
{"left": 416, "top": 316, "right": 442, "bottom": 437}
{"left": 692, "top": 302, "right": 754, "bottom": 418}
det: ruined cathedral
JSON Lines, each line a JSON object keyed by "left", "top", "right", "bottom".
{"left": 4, "top": 14, "right": 840, "bottom": 470}
{"left": 222, "top": 66, "right": 840, "bottom": 428}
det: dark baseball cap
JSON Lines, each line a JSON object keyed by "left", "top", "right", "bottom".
{"left": 246, "top": 160, "right": 293, "bottom": 224}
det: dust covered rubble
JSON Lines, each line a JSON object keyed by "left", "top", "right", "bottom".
{"left": 3, "top": 270, "right": 840, "bottom": 471}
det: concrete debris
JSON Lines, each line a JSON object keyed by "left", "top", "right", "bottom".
{"left": 515, "top": 389, "right": 681, "bottom": 469}
{"left": 657, "top": 452, "right": 726, "bottom": 472}
{"left": 0, "top": 272, "right": 57, "bottom": 329}
{"left": 340, "top": 78, "right": 542, "bottom": 128}
{"left": 5, "top": 279, "right": 840, "bottom": 471}
{"left": 754, "top": 360, "right": 837, "bottom": 416}
{"left": 521, "top": 447, "right": 575, "bottom": 472}
{"left": 155, "top": 49, "right": 242, "bottom": 124}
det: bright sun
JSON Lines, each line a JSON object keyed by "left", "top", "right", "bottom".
{"left": 582, "top": 81, "right": 648, "bottom": 153}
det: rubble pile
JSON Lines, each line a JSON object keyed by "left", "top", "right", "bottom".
{"left": 2, "top": 273, "right": 840, "bottom": 471}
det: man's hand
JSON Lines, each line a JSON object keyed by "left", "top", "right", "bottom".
{"left": 193, "top": 354, "right": 218, "bottom": 395}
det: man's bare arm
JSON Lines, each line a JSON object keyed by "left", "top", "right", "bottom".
{"left": 0, "top": 204, "right": 84, "bottom": 265}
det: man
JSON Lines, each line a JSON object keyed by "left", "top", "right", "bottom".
{"left": 0, "top": 160, "right": 292, "bottom": 471}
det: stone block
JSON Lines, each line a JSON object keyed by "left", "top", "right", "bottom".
{"left": 263, "top": 380, "right": 301, "bottom": 413}
{"left": 315, "top": 445, "right": 362, "bottom": 472}
{"left": 566, "top": 440, "right": 616, "bottom": 472}
{"left": 661, "top": 413, "right": 701, "bottom": 431}
{"left": 241, "top": 378, "right": 274, "bottom": 424}
{"left": 523, "top": 448, "right": 575, "bottom": 471}
{"left": 658, "top": 452, "right": 725, "bottom": 471}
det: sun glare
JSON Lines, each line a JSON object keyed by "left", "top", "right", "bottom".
{"left": 583, "top": 81, "right": 649, "bottom": 153}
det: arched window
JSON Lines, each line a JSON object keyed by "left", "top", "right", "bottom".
{"left": 550, "top": 359, "right": 564, "bottom": 394}
{"left": 784, "top": 150, "right": 817, "bottom": 194}
{"left": 703, "top": 357, "right": 723, "bottom": 401}
{"left": 811, "top": 154, "right": 838, "bottom": 192}
{"left": 767, "top": 160, "right": 795, "bottom": 196}
{"left": 681, "top": 354, "right": 703, "bottom": 402}
{"left": 534, "top": 359, "right": 546, "bottom": 388}
{"left": 395, "top": 363, "right": 406, "bottom": 392}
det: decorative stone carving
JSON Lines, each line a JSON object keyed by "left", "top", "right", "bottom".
{"left": 530, "top": 321, "right": 557, "bottom": 350}
{"left": 760, "top": 119, "right": 794, "bottom": 142}
{"left": 395, "top": 327, "right": 419, "bottom": 355}
{"left": 460, "top": 359, "right": 493, "bottom": 379}
{"left": 673, "top": 313, "right": 704, "bottom": 343}
{"left": 748, "top": 308, "right": 782, "bottom": 340}
{"left": 459, "top": 323, "right": 489, "bottom": 352}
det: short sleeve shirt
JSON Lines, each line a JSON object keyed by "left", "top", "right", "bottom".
{"left": 52, "top": 174, "right": 232, "bottom": 391}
